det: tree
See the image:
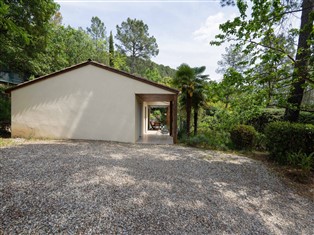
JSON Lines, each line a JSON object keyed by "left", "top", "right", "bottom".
{"left": 63, "top": 27, "right": 95, "bottom": 65}
{"left": 284, "top": 0, "right": 313, "bottom": 121}
{"left": 216, "top": 44, "right": 249, "bottom": 75}
{"left": 145, "top": 67, "right": 161, "bottom": 82}
{"left": 112, "top": 52, "right": 129, "bottom": 72}
{"left": 216, "top": 68, "right": 245, "bottom": 109}
{"left": 192, "top": 66, "right": 209, "bottom": 135}
{"left": 173, "top": 64, "right": 195, "bottom": 137}
{"left": 173, "top": 64, "right": 209, "bottom": 137}
{"left": 37, "top": 24, "right": 96, "bottom": 75}
{"left": 212, "top": 0, "right": 314, "bottom": 122}
{"left": 253, "top": 34, "right": 295, "bottom": 107}
{"left": 0, "top": 0, "right": 59, "bottom": 75}
{"left": 109, "top": 31, "right": 115, "bottom": 67}
{"left": 115, "top": 18, "right": 159, "bottom": 73}
{"left": 86, "top": 16, "right": 107, "bottom": 63}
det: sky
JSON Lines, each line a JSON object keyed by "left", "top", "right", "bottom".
{"left": 56, "top": 0, "right": 239, "bottom": 81}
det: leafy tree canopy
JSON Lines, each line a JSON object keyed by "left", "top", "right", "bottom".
{"left": 0, "top": 0, "right": 59, "bottom": 74}
{"left": 212, "top": 0, "right": 314, "bottom": 121}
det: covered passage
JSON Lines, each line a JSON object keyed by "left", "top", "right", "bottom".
{"left": 136, "top": 94, "right": 178, "bottom": 144}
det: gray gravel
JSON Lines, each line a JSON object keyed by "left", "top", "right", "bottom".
{"left": 0, "top": 140, "right": 313, "bottom": 234}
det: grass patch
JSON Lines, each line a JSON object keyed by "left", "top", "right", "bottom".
{"left": 0, "top": 138, "right": 15, "bottom": 148}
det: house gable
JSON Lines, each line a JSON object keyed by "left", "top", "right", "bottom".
{"left": 6, "top": 60, "right": 179, "bottom": 94}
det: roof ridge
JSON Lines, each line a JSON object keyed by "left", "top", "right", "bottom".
{"left": 6, "top": 60, "right": 179, "bottom": 94}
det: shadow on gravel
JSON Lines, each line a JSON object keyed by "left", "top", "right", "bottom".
{"left": 1, "top": 140, "right": 313, "bottom": 234}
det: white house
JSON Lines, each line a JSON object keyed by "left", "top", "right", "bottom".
{"left": 6, "top": 60, "right": 178, "bottom": 143}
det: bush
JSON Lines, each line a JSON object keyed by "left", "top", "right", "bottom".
{"left": 265, "top": 122, "right": 314, "bottom": 164}
{"left": 247, "top": 108, "right": 284, "bottom": 132}
{"left": 299, "top": 112, "right": 314, "bottom": 125}
{"left": 287, "top": 151, "right": 313, "bottom": 174}
{"left": 247, "top": 108, "right": 314, "bottom": 132}
{"left": 255, "top": 132, "right": 267, "bottom": 151}
{"left": 230, "top": 124, "right": 257, "bottom": 150}
{"left": 185, "top": 134, "right": 209, "bottom": 147}
{"left": 0, "top": 86, "right": 11, "bottom": 123}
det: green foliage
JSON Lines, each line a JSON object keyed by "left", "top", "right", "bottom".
{"left": 1, "top": 9, "right": 172, "bottom": 82}
{"left": 299, "top": 111, "right": 314, "bottom": 125}
{"left": 173, "top": 64, "right": 195, "bottom": 136}
{"left": 125, "top": 57, "right": 176, "bottom": 81}
{"left": 230, "top": 124, "right": 257, "bottom": 150}
{"left": 145, "top": 68, "right": 161, "bottom": 82}
{"left": 213, "top": 0, "right": 314, "bottom": 122}
{"left": 184, "top": 134, "right": 210, "bottom": 148}
{"left": 287, "top": 151, "right": 314, "bottom": 175}
{"left": 0, "top": 85, "right": 11, "bottom": 138}
{"left": 115, "top": 18, "right": 159, "bottom": 72}
{"left": 265, "top": 122, "right": 314, "bottom": 164}
{"left": 247, "top": 108, "right": 284, "bottom": 132}
{"left": 112, "top": 52, "right": 129, "bottom": 72}
{"left": 0, "top": 0, "right": 59, "bottom": 75}
{"left": 0, "top": 138, "right": 14, "bottom": 148}
{"left": 197, "top": 108, "right": 239, "bottom": 149}
{"left": 209, "top": 67, "right": 267, "bottom": 123}
{"left": 150, "top": 108, "right": 167, "bottom": 125}
{"left": 37, "top": 25, "right": 96, "bottom": 75}
{"left": 86, "top": 16, "right": 107, "bottom": 64}
{"left": 248, "top": 109, "right": 314, "bottom": 132}
{"left": 0, "top": 86, "right": 10, "bottom": 123}
{"left": 87, "top": 16, "right": 106, "bottom": 42}
{"left": 216, "top": 44, "right": 250, "bottom": 75}
{"left": 174, "top": 63, "right": 209, "bottom": 137}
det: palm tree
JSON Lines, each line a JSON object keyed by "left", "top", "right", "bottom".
{"left": 173, "top": 64, "right": 195, "bottom": 137}
{"left": 192, "top": 66, "right": 209, "bottom": 135}
{"left": 173, "top": 64, "right": 209, "bottom": 137}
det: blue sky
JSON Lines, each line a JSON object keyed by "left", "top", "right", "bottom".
{"left": 56, "top": 0, "right": 239, "bottom": 81}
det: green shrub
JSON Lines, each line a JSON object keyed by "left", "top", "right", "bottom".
{"left": 186, "top": 134, "right": 209, "bottom": 147}
{"left": 287, "top": 151, "right": 313, "bottom": 176}
{"left": 247, "top": 108, "right": 314, "bottom": 132}
{"left": 247, "top": 108, "right": 284, "bottom": 132}
{"left": 299, "top": 112, "right": 314, "bottom": 125}
{"left": 265, "top": 122, "right": 314, "bottom": 164}
{"left": 255, "top": 132, "right": 267, "bottom": 151}
{"left": 0, "top": 86, "right": 11, "bottom": 123}
{"left": 230, "top": 124, "right": 257, "bottom": 150}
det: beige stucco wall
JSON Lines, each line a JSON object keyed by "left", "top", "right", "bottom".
{"left": 11, "top": 65, "right": 174, "bottom": 143}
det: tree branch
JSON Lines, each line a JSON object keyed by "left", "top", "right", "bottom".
{"left": 247, "top": 40, "right": 296, "bottom": 63}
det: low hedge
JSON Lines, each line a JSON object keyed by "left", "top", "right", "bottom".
{"left": 247, "top": 109, "right": 284, "bottom": 132}
{"left": 265, "top": 121, "right": 314, "bottom": 164}
{"left": 247, "top": 108, "right": 314, "bottom": 132}
{"left": 230, "top": 124, "right": 257, "bottom": 150}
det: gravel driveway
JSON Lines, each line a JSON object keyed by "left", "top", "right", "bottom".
{"left": 1, "top": 140, "right": 313, "bottom": 234}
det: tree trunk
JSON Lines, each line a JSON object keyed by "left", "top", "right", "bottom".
{"left": 130, "top": 56, "right": 136, "bottom": 74}
{"left": 193, "top": 108, "right": 198, "bottom": 136}
{"left": 225, "top": 95, "right": 229, "bottom": 109}
{"left": 186, "top": 94, "right": 192, "bottom": 137}
{"left": 284, "top": 0, "right": 313, "bottom": 122}
{"left": 109, "top": 32, "right": 115, "bottom": 67}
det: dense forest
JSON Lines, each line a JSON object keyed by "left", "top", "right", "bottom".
{"left": 0, "top": 0, "right": 313, "bottom": 175}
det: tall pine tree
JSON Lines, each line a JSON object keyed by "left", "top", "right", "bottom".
{"left": 109, "top": 31, "right": 114, "bottom": 67}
